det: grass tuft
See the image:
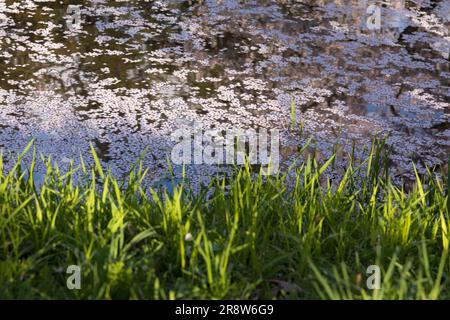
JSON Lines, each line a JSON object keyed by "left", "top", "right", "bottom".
{"left": 0, "top": 141, "right": 448, "bottom": 299}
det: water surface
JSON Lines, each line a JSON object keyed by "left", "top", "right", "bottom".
{"left": 0, "top": 0, "right": 449, "bottom": 183}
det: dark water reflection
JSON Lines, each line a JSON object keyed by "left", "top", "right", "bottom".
{"left": 0, "top": 0, "right": 449, "bottom": 182}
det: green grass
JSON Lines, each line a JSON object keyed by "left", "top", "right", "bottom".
{"left": 0, "top": 141, "right": 448, "bottom": 299}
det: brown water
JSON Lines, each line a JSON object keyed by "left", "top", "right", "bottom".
{"left": 0, "top": 0, "right": 449, "bottom": 183}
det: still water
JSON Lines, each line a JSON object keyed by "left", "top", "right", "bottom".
{"left": 0, "top": 0, "right": 449, "bottom": 183}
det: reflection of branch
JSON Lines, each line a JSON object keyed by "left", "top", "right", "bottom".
{"left": 389, "top": 105, "right": 400, "bottom": 117}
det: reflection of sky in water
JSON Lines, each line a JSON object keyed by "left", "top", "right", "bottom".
{"left": 0, "top": 0, "right": 449, "bottom": 184}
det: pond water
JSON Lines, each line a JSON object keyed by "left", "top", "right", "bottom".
{"left": 0, "top": 0, "right": 449, "bottom": 184}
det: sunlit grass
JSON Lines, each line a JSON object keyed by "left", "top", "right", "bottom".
{"left": 0, "top": 141, "right": 448, "bottom": 299}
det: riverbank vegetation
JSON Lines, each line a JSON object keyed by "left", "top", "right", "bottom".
{"left": 0, "top": 142, "right": 449, "bottom": 299}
